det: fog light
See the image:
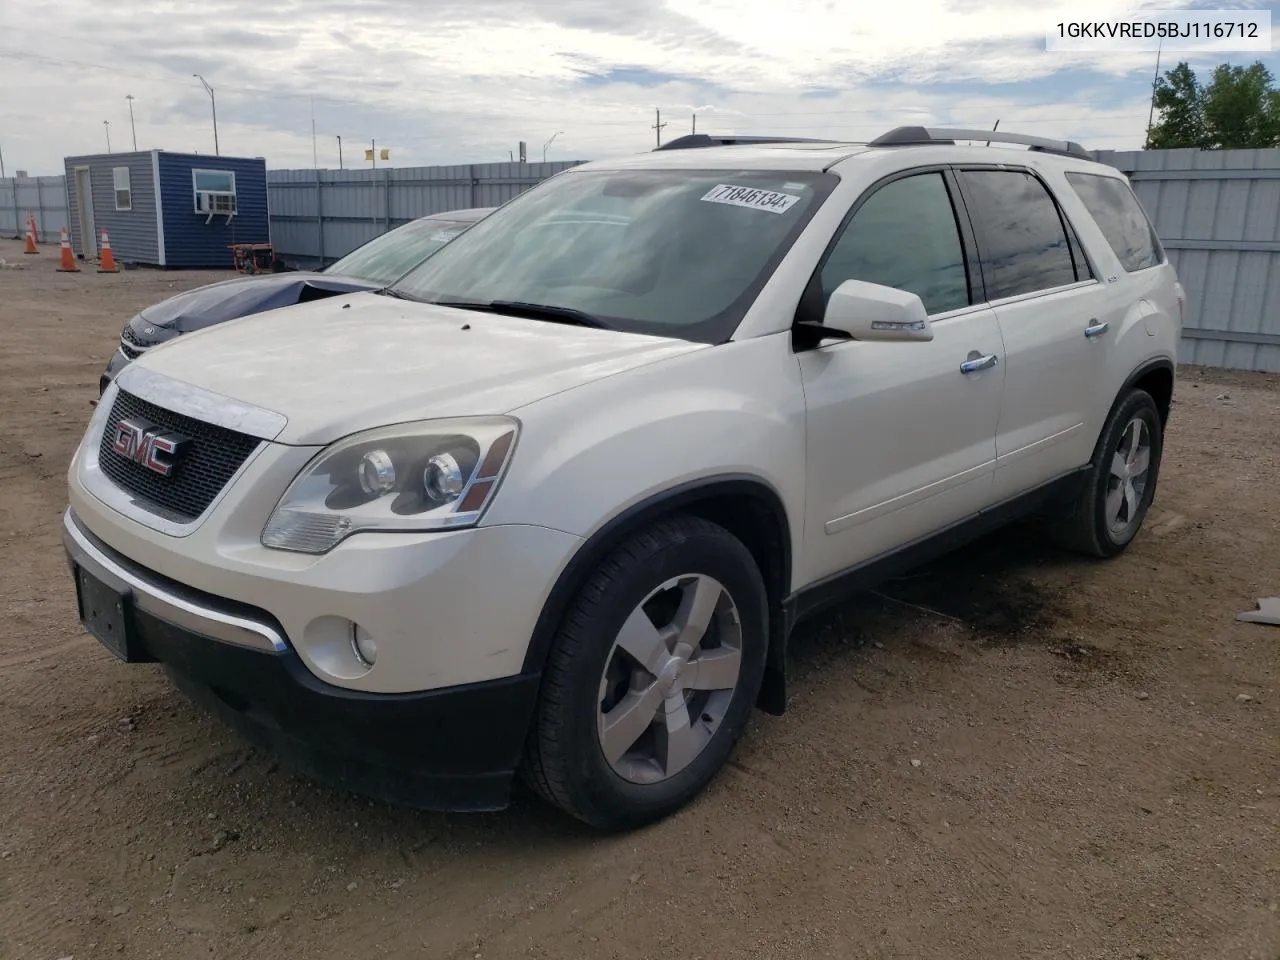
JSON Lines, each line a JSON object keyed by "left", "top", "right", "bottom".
{"left": 351, "top": 624, "right": 377, "bottom": 667}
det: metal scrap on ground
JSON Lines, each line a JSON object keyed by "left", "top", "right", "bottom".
{"left": 1237, "top": 597, "right": 1280, "bottom": 626}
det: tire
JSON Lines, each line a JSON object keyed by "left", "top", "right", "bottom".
{"left": 522, "top": 515, "right": 769, "bottom": 831}
{"left": 1049, "top": 388, "right": 1164, "bottom": 558}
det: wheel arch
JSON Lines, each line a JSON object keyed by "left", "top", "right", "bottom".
{"left": 1093, "top": 356, "right": 1175, "bottom": 461}
{"left": 520, "top": 474, "right": 795, "bottom": 714}
{"left": 1131, "top": 359, "right": 1175, "bottom": 428}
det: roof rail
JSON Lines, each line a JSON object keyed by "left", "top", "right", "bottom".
{"left": 654, "top": 134, "right": 844, "bottom": 151}
{"left": 867, "top": 126, "right": 1092, "bottom": 160}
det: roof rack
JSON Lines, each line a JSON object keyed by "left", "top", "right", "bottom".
{"left": 654, "top": 134, "right": 844, "bottom": 151}
{"left": 867, "top": 126, "right": 1092, "bottom": 160}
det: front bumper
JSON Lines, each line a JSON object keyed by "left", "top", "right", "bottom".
{"left": 62, "top": 508, "right": 542, "bottom": 811}
{"left": 68, "top": 435, "right": 582, "bottom": 694}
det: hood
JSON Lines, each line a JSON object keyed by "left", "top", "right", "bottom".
{"left": 137, "top": 272, "right": 380, "bottom": 334}
{"left": 127, "top": 292, "right": 707, "bottom": 445}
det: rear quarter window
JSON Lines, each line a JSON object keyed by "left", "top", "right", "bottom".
{"left": 1064, "top": 172, "right": 1164, "bottom": 273}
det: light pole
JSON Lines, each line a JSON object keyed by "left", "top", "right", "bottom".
{"left": 1146, "top": 37, "right": 1164, "bottom": 145}
{"left": 193, "top": 74, "right": 219, "bottom": 155}
{"left": 126, "top": 94, "right": 137, "bottom": 150}
{"left": 103, "top": 120, "right": 112, "bottom": 153}
{"left": 542, "top": 130, "right": 562, "bottom": 162}
{"left": 337, "top": 135, "right": 343, "bottom": 169}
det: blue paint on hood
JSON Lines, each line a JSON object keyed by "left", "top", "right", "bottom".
{"left": 137, "top": 272, "right": 381, "bottom": 333}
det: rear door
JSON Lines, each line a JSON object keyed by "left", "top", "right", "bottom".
{"left": 953, "top": 165, "right": 1109, "bottom": 501}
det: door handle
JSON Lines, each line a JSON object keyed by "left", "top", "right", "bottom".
{"left": 960, "top": 353, "right": 999, "bottom": 374}
{"left": 1084, "top": 319, "right": 1110, "bottom": 338}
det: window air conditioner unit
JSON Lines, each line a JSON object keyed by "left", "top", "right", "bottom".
{"left": 196, "top": 190, "right": 237, "bottom": 223}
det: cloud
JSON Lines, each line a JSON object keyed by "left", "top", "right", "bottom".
{"left": 2, "top": 0, "right": 1278, "bottom": 174}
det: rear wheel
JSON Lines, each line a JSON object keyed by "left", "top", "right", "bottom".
{"left": 1049, "top": 388, "right": 1164, "bottom": 558}
{"left": 523, "top": 515, "right": 768, "bottom": 831}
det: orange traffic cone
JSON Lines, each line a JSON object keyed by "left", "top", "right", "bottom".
{"left": 23, "top": 222, "right": 38, "bottom": 255}
{"left": 55, "top": 226, "right": 79, "bottom": 272}
{"left": 98, "top": 230, "right": 119, "bottom": 273}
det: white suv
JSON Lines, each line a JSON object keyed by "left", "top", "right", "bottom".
{"left": 63, "top": 127, "right": 1185, "bottom": 831}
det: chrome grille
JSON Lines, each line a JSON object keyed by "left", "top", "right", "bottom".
{"left": 98, "top": 389, "right": 262, "bottom": 522}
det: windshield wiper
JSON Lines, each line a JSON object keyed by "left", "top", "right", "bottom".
{"left": 374, "top": 287, "right": 424, "bottom": 301}
{"left": 432, "top": 299, "right": 610, "bottom": 329}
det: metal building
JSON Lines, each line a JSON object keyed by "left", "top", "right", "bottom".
{"left": 62, "top": 150, "right": 269, "bottom": 268}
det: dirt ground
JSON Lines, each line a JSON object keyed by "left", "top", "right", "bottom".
{"left": 1, "top": 233, "right": 1278, "bottom": 960}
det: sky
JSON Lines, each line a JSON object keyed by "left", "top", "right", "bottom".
{"left": 1, "top": 0, "right": 1279, "bottom": 175}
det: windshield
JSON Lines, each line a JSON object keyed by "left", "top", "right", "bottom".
{"left": 387, "top": 168, "right": 838, "bottom": 342}
{"left": 325, "top": 217, "right": 477, "bottom": 284}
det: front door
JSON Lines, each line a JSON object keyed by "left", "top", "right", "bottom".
{"left": 74, "top": 166, "right": 96, "bottom": 259}
{"left": 795, "top": 168, "right": 1005, "bottom": 586}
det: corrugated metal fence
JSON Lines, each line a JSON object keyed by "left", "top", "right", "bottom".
{"left": 0, "top": 175, "right": 70, "bottom": 243}
{"left": 266, "top": 161, "right": 582, "bottom": 269}
{"left": 1093, "top": 147, "right": 1280, "bottom": 373}
{"left": 10, "top": 150, "right": 1280, "bottom": 372}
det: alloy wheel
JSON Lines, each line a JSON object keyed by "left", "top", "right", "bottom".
{"left": 596, "top": 573, "right": 743, "bottom": 785}
{"left": 1106, "top": 416, "right": 1152, "bottom": 537}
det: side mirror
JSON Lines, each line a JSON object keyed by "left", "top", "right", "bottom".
{"left": 819, "top": 279, "right": 934, "bottom": 342}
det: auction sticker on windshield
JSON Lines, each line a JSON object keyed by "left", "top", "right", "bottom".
{"left": 700, "top": 184, "right": 801, "bottom": 214}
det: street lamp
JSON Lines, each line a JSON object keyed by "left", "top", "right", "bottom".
{"left": 103, "top": 120, "right": 112, "bottom": 153}
{"left": 126, "top": 94, "right": 137, "bottom": 150}
{"left": 193, "top": 74, "right": 219, "bottom": 156}
{"left": 542, "top": 130, "right": 563, "bottom": 162}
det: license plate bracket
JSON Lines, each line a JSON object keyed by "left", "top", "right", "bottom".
{"left": 74, "top": 565, "right": 135, "bottom": 662}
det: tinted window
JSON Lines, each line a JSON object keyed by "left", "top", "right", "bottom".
{"left": 390, "top": 169, "right": 838, "bottom": 343}
{"left": 960, "top": 169, "right": 1079, "bottom": 299}
{"left": 819, "top": 172, "right": 970, "bottom": 315}
{"left": 1065, "top": 172, "right": 1163, "bottom": 272}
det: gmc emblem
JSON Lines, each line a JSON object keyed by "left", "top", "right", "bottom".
{"left": 111, "top": 417, "right": 188, "bottom": 477}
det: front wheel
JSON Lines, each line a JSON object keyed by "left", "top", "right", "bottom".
{"left": 522, "top": 515, "right": 769, "bottom": 831}
{"left": 1049, "top": 388, "right": 1164, "bottom": 558}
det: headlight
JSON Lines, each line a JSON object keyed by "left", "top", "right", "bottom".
{"left": 261, "top": 416, "right": 519, "bottom": 554}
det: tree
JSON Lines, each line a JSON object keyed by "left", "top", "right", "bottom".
{"left": 1202, "top": 62, "right": 1280, "bottom": 148}
{"left": 1145, "top": 60, "right": 1280, "bottom": 150}
{"left": 1145, "top": 62, "right": 1205, "bottom": 149}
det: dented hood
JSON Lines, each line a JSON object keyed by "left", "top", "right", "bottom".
{"left": 135, "top": 272, "right": 380, "bottom": 334}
